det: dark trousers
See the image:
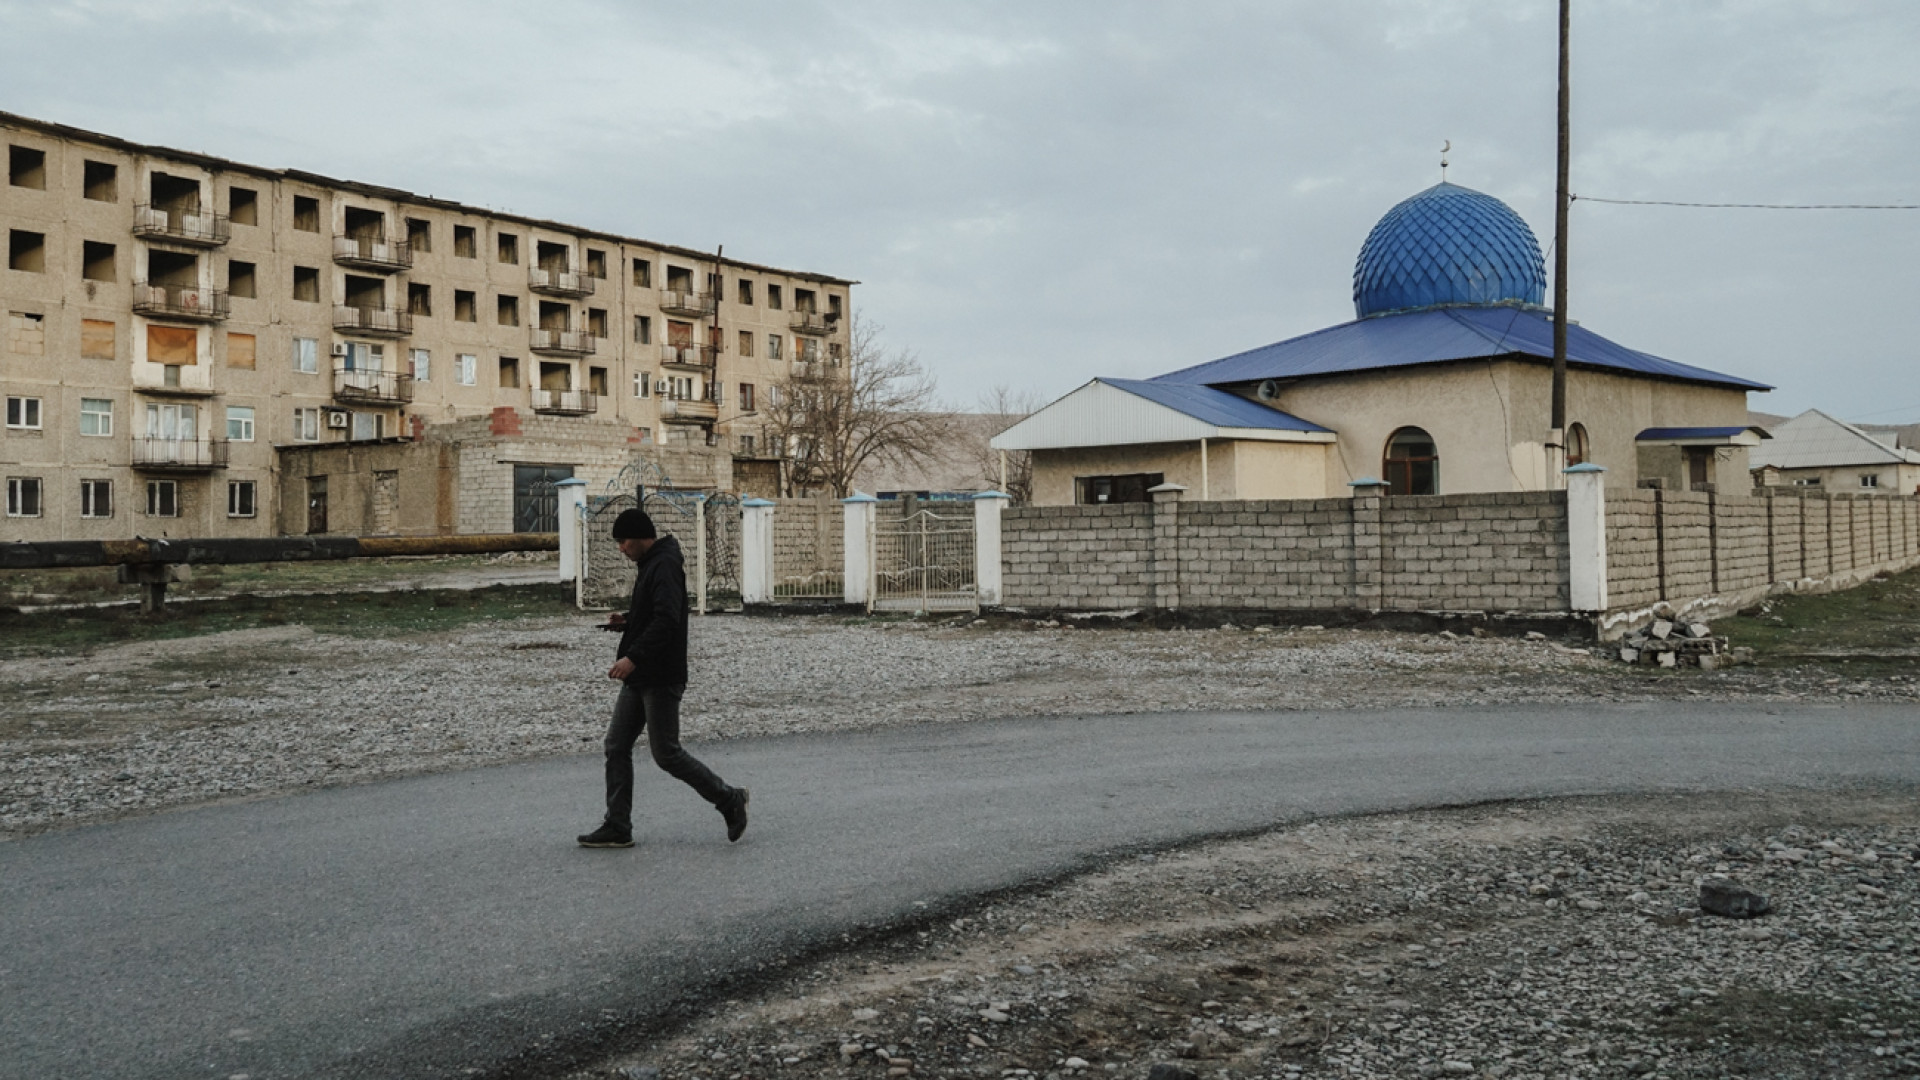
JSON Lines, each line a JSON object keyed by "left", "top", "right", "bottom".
{"left": 602, "top": 683, "right": 733, "bottom": 833}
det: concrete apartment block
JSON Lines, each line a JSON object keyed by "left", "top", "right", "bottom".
{"left": 0, "top": 111, "right": 850, "bottom": 539}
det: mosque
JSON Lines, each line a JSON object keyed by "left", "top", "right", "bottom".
{"left": 993, "top": 181, "right": 1772, "bottom": 505}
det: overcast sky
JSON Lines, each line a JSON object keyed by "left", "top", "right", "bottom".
{"left": 4, "top": 0, "right": 1916, "bottom": 423}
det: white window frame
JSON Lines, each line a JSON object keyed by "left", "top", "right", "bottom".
{"left": 146, "top": 479, "right": 178, "bottom": 517}
{"left": 80, "top": 478, "right": 112, "bottom": 518}
{"left": 456, "top": 353, "right": 477, "bottom": 386}
{"left": 634, "top": 370, "right": 651, "bottom": 398}
{"left": 293, "top": 407, "right": 320, "bottom": 442}
{"left": 1861, "top": 474, "right": 1881, "bottom": 489}
{"left": 227, "top": 479, "right": 256, "bottom": 518}
{"left": 293, "top": 336, "right": 319, "bottom": 374}
{"left": 80, "top": 397, "right": 113, "bottom": 437}
{"left": 226, "top": 405, "right": 255, "bottom": 442}
{"left": 6, "top": 395, "right": 42, "bottom": 430}
{"left": 6, "top": 476, "right": 42, "bottom": 517}
{"left": 410, "top": 348, "right": 430, "bottom": 382}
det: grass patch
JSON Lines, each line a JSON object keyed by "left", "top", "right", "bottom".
{"left": 1719, "top": 565, "right": 1920, "bottom": 676}
{"left": 0, "top": 554, "right": 548, "bottom": 606}
{"left": 0, "top": 583, "right": 575, "bottom": 656}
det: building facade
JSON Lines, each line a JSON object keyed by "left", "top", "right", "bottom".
{"left": 1, "top": 111, "right": 850, "bottom": 538}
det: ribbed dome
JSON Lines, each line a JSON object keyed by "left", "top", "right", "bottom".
{"left": 1352, "top": 182, "right": 1547, "bottom": 319}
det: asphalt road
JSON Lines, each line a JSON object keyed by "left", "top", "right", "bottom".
{"left": 3, "top": 703, "right": 1917, "bottom": 1080}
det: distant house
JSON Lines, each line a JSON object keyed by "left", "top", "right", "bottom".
{"left": 1750, "top": 409, "right": 1920, "bottom": 495}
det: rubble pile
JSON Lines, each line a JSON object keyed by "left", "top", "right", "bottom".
{"left": 1615, "top": 616, "right": 1753, "bottom": 670}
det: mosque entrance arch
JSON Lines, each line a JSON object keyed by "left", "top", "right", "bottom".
{"left": 1383, "top": 427, "right": 1439, "bottom": 495}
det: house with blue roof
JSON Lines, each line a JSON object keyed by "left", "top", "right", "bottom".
{"left": 993, "top": 181, "right": 1771, "bottom": 505}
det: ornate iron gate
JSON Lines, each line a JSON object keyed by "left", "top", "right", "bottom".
{"left": 578, "top": 457, "right": 740, "bottom": 613}
{"left": 871, "top": 508, "right": 976, "bottom": 613}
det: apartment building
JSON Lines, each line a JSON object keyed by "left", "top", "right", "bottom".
{"left": 0, "top": 111, "right": 851, "bottom": 539}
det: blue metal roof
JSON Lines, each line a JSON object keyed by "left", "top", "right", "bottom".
{"left": 1636, "top": 426, "right": 1765, "bottom": 441}
{"left": 1354, "top": 183, "right": 1547, "bottom": 318}
{"left": 1101, "top": 378, "right": 1331, "bottom": 432}
{"left": 1153, "top": 306, "right": 1772, "bottom": 392}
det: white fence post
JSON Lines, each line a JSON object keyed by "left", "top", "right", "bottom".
{"left": 555, "top": 478, "right": 588, "bottom": 605}
{"left": 842, "top": 493, "right": 877, "bottom": 607}
{"left": 741, "top": 497, "right": 775, "bottom": 605}
{"left": 973, "top": 490, "right": 1010, "bottom": 607}
{"left": 1565, "top": 463, "right": 1609, "bottom": 611}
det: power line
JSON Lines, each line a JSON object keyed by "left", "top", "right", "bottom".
{"left": 1574, "top": 194, "right": 1920, "bottom": 210}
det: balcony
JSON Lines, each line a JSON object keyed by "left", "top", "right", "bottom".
{"left": 529, "top": 267, "right": 594, "bottom": 298}
{"left": 132, "top": 204, "right": 230, "bottom": 247}
{"left": 332, "top": 363, "right": 415, "bottom": 405}
{"left": 790, "top": 310, "right": 834, "bottom": 336}
{"left": 530, "top": 327, "right": 596, "bottom": 356}
{"left": 659, "top": 289, "right": 716, "bottom": 318}
{"left": 332, "top": 305, "right": 413, "bottom": 337}
{"left": 332, "top": 234, "right": 413, "bottom": 273}
{"left": 531, "top": 388, "right": 598, "bottom": 416}
{"left": 659, "top": 342, "right": 717, "bottom": 370}
{"left": 132, "top": 282, "right": 230, "bottom": 323}
{"left": 659, "top": 398, "right": 719, "bottom": 424}
{"left": 131, "top": 436, "right": 229, "bottom": 473}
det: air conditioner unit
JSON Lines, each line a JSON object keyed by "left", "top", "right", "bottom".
{"left": 326, "top": 411, "right": 349, "bottom": 429}
{"left": 655, "top": 380, "right": 670, "bottom": 394}
{"left": 331, "top": 343, "right": 350, "bottom": 357}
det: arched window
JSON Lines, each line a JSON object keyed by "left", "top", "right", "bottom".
{"left": 1566, "top": 422, "right": 1590, "bottom": 467}
{"left": 1383, "top": 427, "right": 1439, "bottom": 495}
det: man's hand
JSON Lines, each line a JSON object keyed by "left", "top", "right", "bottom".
{"left": 608, "top": 657, "right": 636, "bottom": 681}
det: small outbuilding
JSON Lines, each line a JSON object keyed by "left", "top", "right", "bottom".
{"left": 1750, "top": 409, "right": 1920, "bottom": 495}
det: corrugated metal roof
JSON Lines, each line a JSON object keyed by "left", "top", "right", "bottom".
{"left": 1152, "top": 306, "right": 1772, "bottom": 392}
{"left": 1750, "top": 409, "right": 1920, "bottom": 469}
{"left": 1636, "top": 427, "right": 1763, "bottom": 441}
{"left": 989, "top": 379, "right": 1333, "bottom": 452}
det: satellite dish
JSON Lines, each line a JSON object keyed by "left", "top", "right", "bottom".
{"left": 1256, "top": 380, "right": 1279, "bottom": 401}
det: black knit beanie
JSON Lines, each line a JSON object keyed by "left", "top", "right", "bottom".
{"left": 610, "top": 508, "right": 657, "bottom": 540}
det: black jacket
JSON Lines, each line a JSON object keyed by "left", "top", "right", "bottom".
{"left": 616, "top": 534, "right": 690, "bottom": 687}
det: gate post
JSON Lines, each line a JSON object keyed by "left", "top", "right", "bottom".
{"left": 741, "top": 498, "right": 776, "bottom": 605}
{"left": 1565, "top": 463, "right": 1609, "bottom": 612}
{"left": 842, "top": 493, "right": 878, "bottom": 607}
{"left": 973, "top": 490, "right": 1010, "bottom": 607}
{"left": 554, "top": 478, "right": 588, "bottom": 600}
{"left": 694, "top": 495, "right": 709, "bottom": 615}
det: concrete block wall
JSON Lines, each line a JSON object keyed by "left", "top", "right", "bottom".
{"left": 1379, "top": 492, "right": 1568, "bottom": 611}
{"left": 771, "top": 495, "right": 842, "bottom": 582}
{"left": 1001, "top": 503, "right": 1155, "bottom": 608}
{"left": 1171, "top": 499, "right": 1359, "bottom": 611}
{"left": 1603, "top": 489, "right": 1662, "bottom": 610}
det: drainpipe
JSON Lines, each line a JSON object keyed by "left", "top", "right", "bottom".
{"left": 1200, "top": 438, "right": 1210, "bottom": 501}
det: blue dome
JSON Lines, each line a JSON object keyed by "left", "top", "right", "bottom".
{"left": 1352, "top": 182, "right": 1547, "bottom": 319}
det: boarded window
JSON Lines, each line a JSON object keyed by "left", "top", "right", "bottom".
{"left": 227, "top": 332, "right": 256, "bottom": 369}
{"left": 10, "top": 311, "right": 45, "bottom": 355}
{"left": 147, "top": 324, "right": 198, "bottom": 365}
{"left": 738, "top": 330, "right": 753, "bottom": 357}
{"left": 81, "top": 319, "right": 116, "bottom": 360}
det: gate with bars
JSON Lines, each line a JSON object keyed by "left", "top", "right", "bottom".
{"left": 578, "top": 458, "right": 741, "bottom": 614}
{"left": 870, "top": 507, "right": 977, "bottom": 613}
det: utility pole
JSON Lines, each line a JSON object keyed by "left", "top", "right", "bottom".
{"left": 1550, "top": 0, "right": 1571, "bottom": 485}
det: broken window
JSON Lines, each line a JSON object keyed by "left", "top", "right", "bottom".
{"left": 586, "top": 249, "right": 606, "bottom": 278}
{"left": 738, "top": 279, "right": 753, "bottom": 305}
{"left": 766, "top": 284, "right": 783, "bottom": 310}
{"left": 589, "top": 366, "right": 608, "bottom": 396}
{"left": 83, "top": 241, "right": 116, "bottom": 283}
{"left": 228, "top": 186, "right": 258, "bottom": 225}
{"left": 497, "top": 295, "right": 519, "bottom": 326}
{"left": 828, "top": 294, "right": 843, "bottom": 320}
{"left": 84, "top": 160, "right": 117, "bottom": 202}
{"left": 454, "top": 224, "right": 477, "bottom": 258}
{"left": 408, "top": 282, "right": 431, "bottom": 317}
{"left": 497, "top": 232, "right": 518, "bottom": 264}
{"left": 148, "top": 172, "right": 200, "bottom": 217}
{"left": 292, "top": 265, "right": 320, "bottom": 302}
{"left": 407, "top": 217, "right": 431, "bottom": 252}
{"left": 794, "top": 288, "right": 817, "bottom": 313}
{"left": 498, "top": 356, "right": 520, "bottom": 389}
{"left": 632, "top": 258, "right": 651, "bottom": 287}
{"left": 342, "top": 206, "right": 384, "bottom": 241}
{"left": 146, "top": 248, "right": 197, "bottom": 288}
{"left": 342, "top": 275, "right": 383, "bottom": 311}
{"left": 536, "top": 240, "right": 569, "bottom": 274}
{"left": 454, "top": 289, "right": 477, "bottom": 322}
{"left": 665, "top": 265, "right": 693, "bottom": 293}
{"left": 633, "top": 315, "right": 651, "bottom": 344}
{"left": 587, "top": 308, "right": 607, "bottom": 338}
{"left": 81, "top": 319, "right": 116, "bottom": 360}
{"left": 226, "top": 259, "right": 256, "bottom": 298}
{"left": 8, "top": 146, "right": 46, "bottom": 189}
{"left": 9, "top": 230, "right": 46, "bottom": 272}
{"left": 293, "top": 195, "right": 320, "bottom": 232}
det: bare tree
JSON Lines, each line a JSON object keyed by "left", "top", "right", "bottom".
{"left": 972, "top": 384, "right": 1041, "bottom": 504}
{"left": 763, "top": 316, "right": 949, "bottom": 498}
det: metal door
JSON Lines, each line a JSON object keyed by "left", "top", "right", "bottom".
{"left": 513, "top": 464, "right": 574, "bottom": 533}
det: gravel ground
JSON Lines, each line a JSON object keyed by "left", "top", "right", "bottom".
{"left": 566, "top": 788, "right": 1920, "bottom": 1080}
{"left": 3, "top": 614, "right": 1918, "bottom": 838}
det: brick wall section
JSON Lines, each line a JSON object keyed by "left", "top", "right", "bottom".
{"left": 772, "top": 496, "right": 844, "bottom": 585}
{"left": 1002, "top": 503, "right": 1156, "bottom": 609}
{"left": 1379, "top": 492, "right": 1568, "bottom": 611}
{"left": 1603, "top": 490, "right": 1662, "bottom": 611}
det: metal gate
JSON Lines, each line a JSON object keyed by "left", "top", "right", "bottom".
{"left": 871, "top": 508, "right": 976, "bottom": 613}
{"left": 513, "top": 464, "right": 574, "bottom": 533}
{"left": 577, "top": 457, "right": 740, "bottom": 613}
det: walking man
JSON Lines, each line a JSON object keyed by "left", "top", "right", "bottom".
{"left": 579, "top": 507, "right": 749, "bottom": 849}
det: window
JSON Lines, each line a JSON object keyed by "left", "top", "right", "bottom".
{"left": 798, "top": 338, "right": 821, "bottom": 363}
{"left": 739, "top": 382, "right": 755, "bottom": 412}
{"left": 767, "top": 334, "right": 783, "bottom": 361}
{"left": 497, "top": 232, "right": 518, "bottom": 264}
{"left": 497, "top": 294, "right": 519, "bottom": 326}
{"left": 226, "top": 332, "right": 256, "bottom": 369}
{"left": 227, "top": 259, "right": 256, "bottom": 298}
{"left": 634, "top": 370, "right": 651, "bottom": 398}
{"left": 226, "top": 405, "right": 255, "bottom": 442}
{"left": 767, "top": 384, "right": 782, "bottom": 407}
{"left": 454, "top": 225, "right": 477, "bottom": 258}
{"left": 828, "top": 342, "right": 844, "bottom": 365}
{"left": 81, "top": 479, "right": 112, "bottom": 519}
{"left": 11, "top": 311, "right": 45, "bottom": 355}
{"left": 632, "top": 258, "right": 651, "bottom": 287}
{"left": 587, "top": 308, "right": 608, "bottom": 338}
{"left": 293, "top": 336, "right": 318, "bottom": 374}
{"left": 456, "top": 353, "right": 477, "bottom": 386}
{"left": 293, "top": 195, "right": 320, "bottom": 232}
{"left": 766, "top": 284, "right": 783, "bottom": 310}
{"left": 350, "top": 411, "right": 383, "bottom": 441}
{"left": 293, "top": 406, "right": 320, "bottom": 441}
{"left": 6, "top": 396, "right": 42, "bottom": 429}
{"left": 7, "top": 477, "right": 42, "bottom": 517}
{"left": 10, "top": 229, "right": 46, "bottom": 272}
{"left": 80, "top": 398, "right": 113, "bottom": 436}
{"left": 1074, "top": 473, "right": 1164, "bottom": 506}
{"left": 586, "top": 249, "right": 606, "bottom": 278}
{"left": 410, "top": 348, "right": 430, "bottom": 382}
{"left": 637, "top": 426, "right": 652, "bottom": 444}
{"left": 739, "top": 433, "right": 757, "bottom": 455}
{"left": 737, "top": 330, "right": 754, "bottom": 357}
{"left": 293, "top": 265, "right": 319, "bottom": 302}
{"left": 1793, "top": 477, "right": 1822, "bottom": 487}
{"left": 737, "top": 279, "right": 754, "bottom": 305}
{"left": 84, "top": 160, "right": 117, "bottom": 202}
{"left": 1566, "top": 423, "right": 1589, "bottom": 468}
{"left": 587, "top": 366, "right": 609, "bottom": 396}
{"left": 81, "top": 319, "right": 115, "bottom": 360}
{"left": 228, "top": 186, "right": 258, "bottom": 225}
{"left": 146, "top": 480, "right": 178, "bottom": 517}
{"left": 454, "top": 289, "right": 477, "bottom": 322}
{"left": 406, "top": 217, "right": 431, "bottom": 252}
{"left": 1862, "top": 474, "right": 1881, "bottom": 489}
{"left": 498, "top": 356, "right": 520, "bottom": 388}
{"left": 1383, "top": 427, "right": 1439, "bottom": 495}
{"left": 9, "top": 145, "right": 46, "bottom": 189}
{"left": 227, "top": 480, "right": 256, "bottom": 518}
{"left": 408, "top": 282, "right": 431, "bottom": 316}
{"left": 634, "top": 315, "right": 651, "bottom": 344}
{"left": 83, "top": 241, "right": 116, "bottom": 283}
